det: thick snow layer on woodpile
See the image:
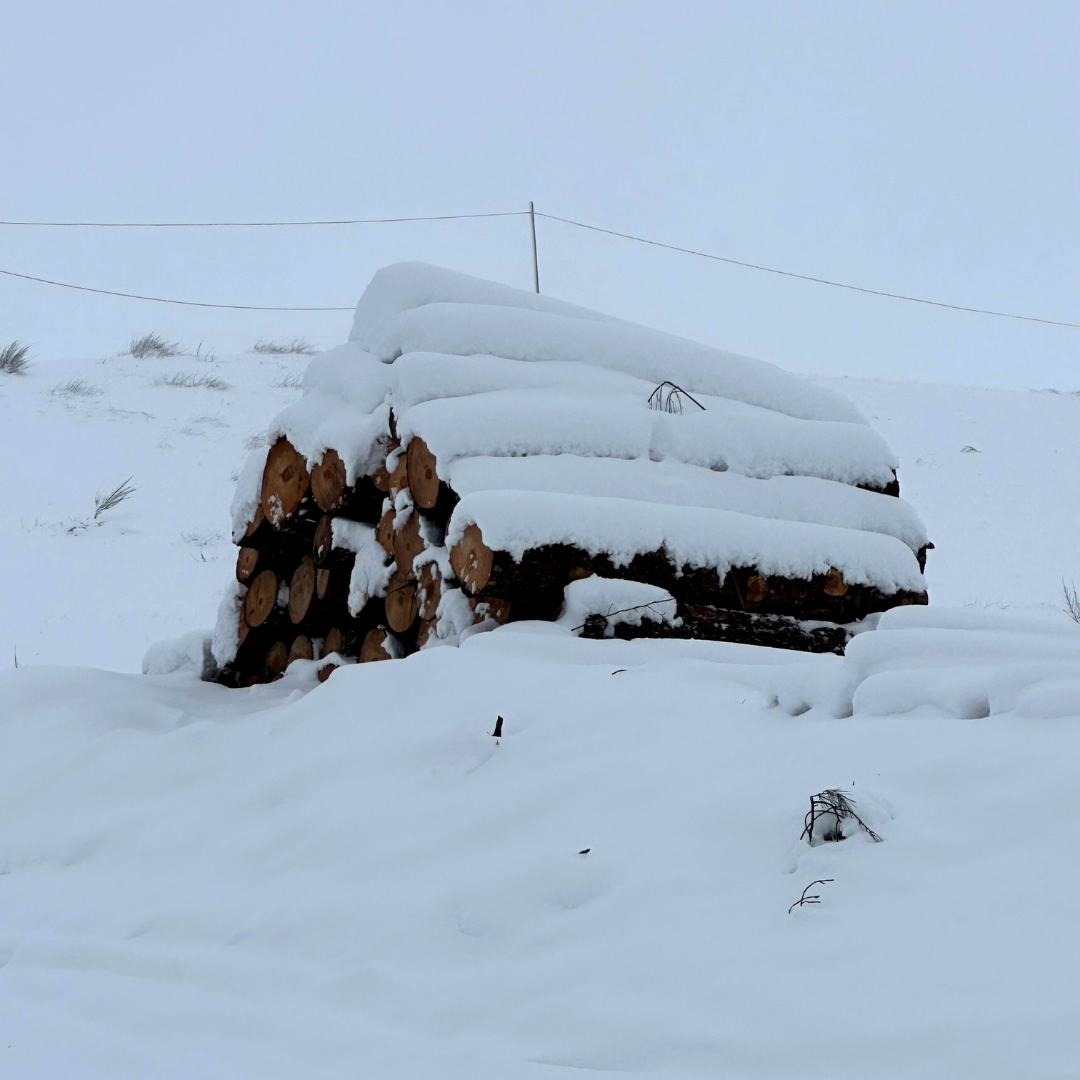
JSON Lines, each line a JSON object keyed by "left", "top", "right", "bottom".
{"left": 228, "top": 261, "right": 928, "bottom": 627}
{"left": 445, "top": 456, "right": 929, "bottom": 553}
{"left": 448, "top": 490, "right": 926, "bottom": 595}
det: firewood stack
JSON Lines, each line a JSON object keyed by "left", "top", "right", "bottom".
{"left": 213, "top": 262, "right": 932, "bottom": 684}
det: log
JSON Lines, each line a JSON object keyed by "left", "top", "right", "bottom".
{"left": 388, "top": 452, "right": 409, "bottom": 498}
{"left": 384, "top": 567, "right": 419, "bottom": 634}
{"left": 236, "top": 611, "right": 250, "bottom": 648}
{"left": 243, "top": 569, "right": 278, "bottom": 628}
{"left": 310, "top": 448, "right": 347, "bottom": 512}
{"left": 416, "top": 618, "right": 437, "bottom": 649}
{"left": 244, "top": 504, "right": 265, "bottom": 537}
{"left": 417, "top": 561, "right": 442, "bottom": 621}
{"left": 323, "top": 626, "right": 342, "bottom": 657}
{"left": 265, "top": 641, "right": 289, "bottom": 677}
{"left": 288, "top": 556, "right": 316, "bottom": 625}
{"left": 317, "top": 662, "right": 337, "bottom": 683}
{"left": 470, "top": 596, "right": 511, "bottom": 625}
{"left": 360, "top": 628, "right": 397, "bottom": 663}
{"left": 310, "top": 450, "right": 385, "bottom": 520}
{"left": 376, "top": 508, "right": 395, "bottom": 556}
{"left": 313, "top": 513, "right": 333, "bottom": 564}
{"left": 596, "top": 604, "right": 853, "bottom": 655}
{"left": 261, "top": 438, "right": 310, "bottom": 526}
{"left": 448, "top": 526, "right": 926, "bottom": 624}
{"left": 240, "top": 511, "right": 318, "bottom": 566}
{"left": 406, "top": 437, "right": 440, "bottom": 509}
{"left": 288, "top": 635, "right": 313, "bottom": 664}
{"left": 236, "top": 546, "right": 260, "bottom": 583}
{"left": 371, "top": 436, "right": 400, "bottom": 492}
{"left": 392, "top": 510, "right": 424, "bottom": 577}
{"left": 449, "top": 523, "right": 494, "bottom": 595}
{"left": 316, "top": 568, "right": 331, "bottom": 600}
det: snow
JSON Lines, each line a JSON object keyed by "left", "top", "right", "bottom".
{"left": 396, "top": 383, "right": 897, "bottom": 488}
{"left": 447, "top": 455, "right": 929, "bottom": 552}
{"left": 5, "top": 285, "right": 1080, "bottom": 1074}
{"left": 3, "top": 630, "right": 1080, "bottom": 1076}
{"left": 555, "top": 576, "right": 678, "bottom": 634}
{"left": 357, "top": 263, "right": 868, "bottom": 424}
{"left": 448, "top": 489, "right": 927, "bottom": 594}
{"left": 331, "top": 517, "right": 393, "bottom": 615}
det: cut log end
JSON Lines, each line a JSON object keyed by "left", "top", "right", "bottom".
{"left": 822, "top": 567, "right": 849, "bottom": 597}
{"left": 385, "top": 568, "right": 419, "bottom": 633}
{"left": 265, "top": 641, "right": 289, "bottom": 678}
{"left": 370, "top": 436, "right": 399, "bottom": 492}
{"left": 449, "top": 523, "right": 494, "bottom": 595}
{"left": 392, "top": 511, "right": 424, "bottom": 577}
{"left": 417, "top": 561, "right": 442, "bottom": 621}
{"left": 244, "top": 504, "right": 265, "bottom": 537}
{"left": 311, "top": 448, "right": 348, "bottom": 512}
{"left": 236, "top": 546, "right": 260, "bottom": 583}
{"left": 388, "top": 452, "right": 409, "bottom": 498}
{"left": 261, "top": 438, "right": 310, "bottom": 526}
{"left": 406, "top": 437, "right": 440, "bottom": 509}
{"left": 316, "top": 567, "right": 331, "bottom": 600}
{"left": 242, "top": 569, "right": 278, "bottom": 628}
{"left": 288, "top": 635, "right": 313, "bottom": 664}
{"left": 288, "top": 556, "right": 316, "bottom": 625}
{"left": 376, "top": 508, "right": 395, "bottom": 556}
{"left": 323, "top": 626, "right": 342, "bottom": 658}
{"left": 360, "top": 628, "right": 395, "bottom": 663}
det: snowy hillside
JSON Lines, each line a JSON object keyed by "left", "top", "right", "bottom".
{"left": 1, "top": 329, "right": 1079, "bottom": 1077}
{"left": 2, "top": 348, "right": 1075, "bottom": 671}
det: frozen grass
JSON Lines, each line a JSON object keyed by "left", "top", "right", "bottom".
{"left": 1064, "top": 580, "right": 1080, "bottom": 624}
{"left": 272, "top": 371, "right": 304, "bottom": 389}
{"left": 94, "top": 477, "right": 136, "bottom": 520}
{"left": 51, "top": 378, "right": 103, "bottom": 399}
{"left": 154, "top": 373, "right": 229, "bottom": 391}
{"left": 130, "top": 332, "right": 181, "bottom": 359}
{"left": 0, "top": 340, "right": 31, "bottom": 375}
{"left": 252, "top": 338, "right": 315, "bottom": 355}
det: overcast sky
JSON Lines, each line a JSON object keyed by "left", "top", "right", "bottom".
{"left": 1, "top": 1, "right": 1076, "bottom": 389}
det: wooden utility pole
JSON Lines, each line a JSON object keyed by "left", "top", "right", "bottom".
{"left": 529, "top": 201, "right": 540, "bottom": 293}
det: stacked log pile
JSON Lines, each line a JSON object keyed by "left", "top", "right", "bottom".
{"left": 213, "top": 262, "right": 932, "bottom": 685}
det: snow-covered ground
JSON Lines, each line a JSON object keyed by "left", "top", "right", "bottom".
{"left": 1, "top": 341, "right": 1079, "bottom": 1077}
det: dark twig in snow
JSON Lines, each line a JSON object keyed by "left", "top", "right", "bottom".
{"left": 801, "top": 789, "right": 882, "bottom": 845}
{"left": 490, "top": 716, "right": 504, "bottom": 738}
{"left": 570, "top": 597, "right": 676, "bottom": 633}
{"left": 789, "top": 879, "right": 834, "bottom": 914}
{"left": 648, "top": 381, "right": 706, "bottom": 414}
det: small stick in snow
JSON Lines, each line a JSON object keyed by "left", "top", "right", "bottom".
{"left": 578, "top": 848, "right": 591, "bottom": 856}
{"left": 788, "top": 879, "right": 834, "bottom": 914}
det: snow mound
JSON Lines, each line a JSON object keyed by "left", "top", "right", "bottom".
{"left": 769, "top": 606, "right": 1080, "bottom": 718}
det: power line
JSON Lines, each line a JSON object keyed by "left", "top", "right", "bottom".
{"left": 0, "top": 204, "right": 1075, "bottom": 328}
{"left": 536, "top": 212, "right": 1080, "bottom": 330}
{"left": 0, "top": 210, "right": 529, "bottom": 228}
{"left": 0, "top": 268, "right": 353, "bottom": 311}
